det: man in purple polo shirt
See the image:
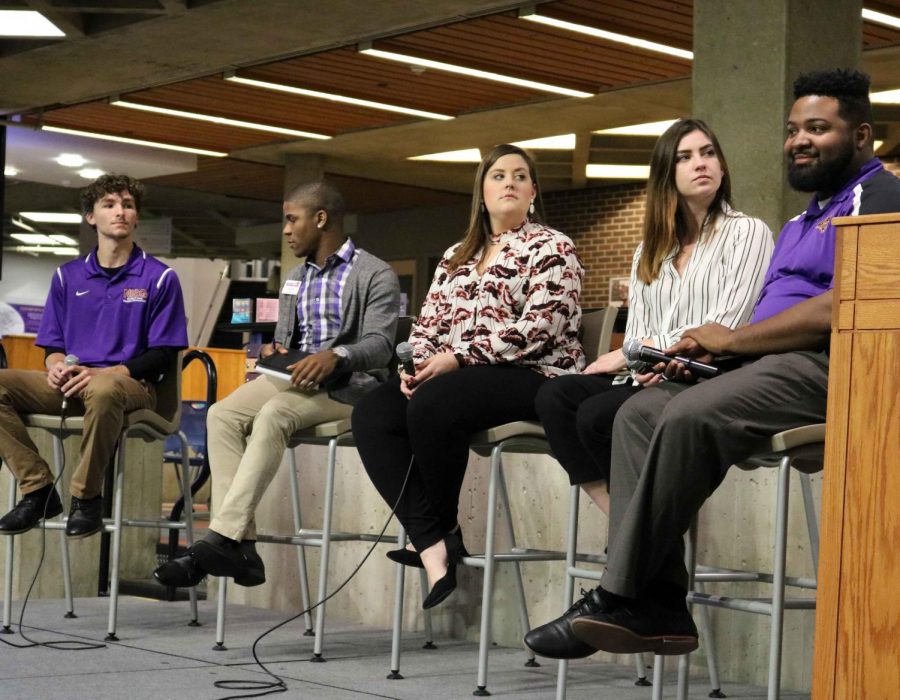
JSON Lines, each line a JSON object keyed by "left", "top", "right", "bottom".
{"left": 0, "top": 173, "right": 187, "bottom": 539}
{"left": 526, "top": 69, "right": 900, "bottom": 659}
{"left": 154, "top": 180, "right": 399, "bottom": 588}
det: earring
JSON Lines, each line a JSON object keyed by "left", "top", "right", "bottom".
{"left": 529, "top": 200, "right": 535, "bottom": 216}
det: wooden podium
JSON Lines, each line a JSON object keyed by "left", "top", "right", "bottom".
{"left": 812, "top": 213, "right": 900, "bottom": 699}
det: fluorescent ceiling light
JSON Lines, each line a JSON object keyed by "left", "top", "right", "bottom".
{"left": 596, "top": 120, "right": 678, "bottom": 136}
{"left": 20, "top": 211, "right": 83, "bottom": 224}
{"left": 4, "top": 165, "right": 19, "bottom": 177}
{"left": 78, "top": 168, "right": 106, "bottom": 180}
{"left": 512, "top": 134, "right": 576, "bottom": 149}
{"left": 863, "top": 8, "right": 900, "bottom": 29}
{"left": 13, "top": 246, "right": 80, "bottom": 256}
{"left": 42, "top": 126, "right": 228, "bottom": 157}
{"left": 11, "top": 233, "right": 57, "bottom": 245}
{"left": 12, "top": 217, "right": 38, "bottom": 232}
{"left": 0, "top": 10, "right": 64, "bottom": 37}
{"left": 55, "top": 153, "right": 87, "bottom": 167}
{"left": 111, "top": 99, "right": 331, "bottom": 140}
{"left": 225, "top": 74, "right": 452, "bottom": 121}
{"left": 871, "top": 89, "right": 900, "bottom": 104}
{"left": 359, "top": 45, "right": 592, "bottom": 98}
{"left": 586, "top": 164, "right": 650, "bottom": 179}
{"left": 520, "top": 10, "right": 692, "bottom": 60}
{"left": 409, "top": 148, "right": 482, "bottom": 163}
{"left": 50, "top": 234, "right": 79, "bottom": 245}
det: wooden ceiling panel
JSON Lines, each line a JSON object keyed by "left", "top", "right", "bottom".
{"left": 544, "top": 0, "right": 693, "bottom": 50}
{"left": 864, "top": 1, "right": 900, "bottom": 48}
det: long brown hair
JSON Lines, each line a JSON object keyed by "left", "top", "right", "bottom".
{"left": 637, "top": 119, "right": 732, "bottom": 284}
{"left": 447, "top": 144, "right": 545, "bottom": 271}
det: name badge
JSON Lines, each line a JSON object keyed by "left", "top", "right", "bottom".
{"left": 281, "top": 280, "right": 301, "bottom": 295}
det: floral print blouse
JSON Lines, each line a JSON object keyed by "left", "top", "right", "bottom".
{"left": 410, "top": 220, "right": 585, "bottom": 377}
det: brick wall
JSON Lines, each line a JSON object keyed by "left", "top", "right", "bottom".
{"left": 544, "top": 156, "right": 899, "bottom": 309}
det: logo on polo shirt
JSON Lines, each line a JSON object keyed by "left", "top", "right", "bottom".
{"left": 816, "top": 216, "right": 833, "bottom": 233}
{"left": 123, "top": 288, "right": 149, "bottom": 303}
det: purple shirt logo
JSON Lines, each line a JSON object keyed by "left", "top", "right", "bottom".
{"left": 123, "top": 288, "right": 149, "bottom": 303}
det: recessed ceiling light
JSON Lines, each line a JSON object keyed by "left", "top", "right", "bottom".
{"left": 0, "top": 10, "right": 64, "bottom": 37}
{"left": 871, "top": 89, "right": 900, "bottom": 104}
{"left": 595, "top": 120, "right": 678, "bottom": 136}
{"left": 4, "top": 165, "right": 19, "bottom": 177}
{"left": 520, "top": 10, "right": 693, "bottom": 61}
{"left": 20, "top": 212, "right": 84, "bottom": 224}
{"left": 225, "top": 74, "right": 453, "bottom": 121}
{"left": 42, "top": 126, "right": 228, "bottom": 157}
{"left": 111, "top": 100, "right": 332, "bottom": 139}
{"left": 512, "top": 134, "right": 576, "bottom": 149}
{"left": 50, "top": 234, "right": 79, "bottom": 246}
{"left": 55, "top": 153, "right": 87, "bottom": 167}
{"left": 359, "top": 45, "right": 592, "bottom": 98}
{"left": 408, "top": 148, "right": 482, "bottom": 163}
{"left": 11, "top": 233, "right": 57, "bottom": 245}
{"left": 13, "top": 245, "right": 80, "bottom": 256}
{"left": 873, "top": 140, "right": 884, "bottom": 152}
{"left": 586, "top": 164, "right": 650, "bottom": 179}
{"left": 863, "top": 8, "right": 900, "bottom": 30}
{"left": 77, "top": 168, "right": 106, "bottom": 180}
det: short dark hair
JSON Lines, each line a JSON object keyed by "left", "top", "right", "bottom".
{"left": 793, "top": 69, "right": 872, "bottom": 126}
{"left": 285, "top": 180, "right": 346, "bottom": 224}
{"left": 80, "top": 173, "right": 145, "bottom": 214}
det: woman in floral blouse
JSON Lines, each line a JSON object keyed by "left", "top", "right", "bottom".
{"left": 352, "top": 144, "right": 584, "bottom": 609}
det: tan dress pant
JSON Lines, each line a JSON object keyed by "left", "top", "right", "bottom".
{"left": 0, "top": 369, "right": 155, "bottom": 499}
{"left": 206, "top": 374, "right": 352, "bottom": 541}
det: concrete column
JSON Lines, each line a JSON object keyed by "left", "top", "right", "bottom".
{"left": 693, "top": 0, "right": 862, "bottom": 232}
{"left": 279, "top": 154, "right": 325, "bottom": 283}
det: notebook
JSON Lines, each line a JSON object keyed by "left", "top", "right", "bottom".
{"left": 254, "top": 349, "right": 310, "bottom": 380}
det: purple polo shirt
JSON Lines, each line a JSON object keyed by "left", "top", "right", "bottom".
{"left": 36, "top": 245, "right": 188, "bottom": 367}
{"left": 751, "top": 158, "right": 884, "bottom": 323}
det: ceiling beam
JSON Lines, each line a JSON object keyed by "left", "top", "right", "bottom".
{"left": 570, "top": 132, "right": 590, "bottom": 188}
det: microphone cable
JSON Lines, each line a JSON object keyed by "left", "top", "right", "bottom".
{"left": 0, "top": 400, "right": 106, "bottom": 651}
{"left": 213, "top": 453, "right": 415, "bottom": 700}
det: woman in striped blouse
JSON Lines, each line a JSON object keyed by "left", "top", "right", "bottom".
{"left": 352, "top": 144, "right": 584, "bottom": 610}
{"left": 535, "top": 118, "right": 773, "bottom": 525}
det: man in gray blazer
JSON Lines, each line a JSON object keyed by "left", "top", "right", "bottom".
{"left": 155, "top": 180, "right": 400, "bottom": 587}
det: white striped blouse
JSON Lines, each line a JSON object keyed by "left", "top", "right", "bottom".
{"left": 625, "top": 205, "right": 774, "bottom": 350}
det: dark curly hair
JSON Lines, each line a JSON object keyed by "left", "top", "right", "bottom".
{"left": 793, "top": 69, "right": 872, "bottom": 127}
{"left": 80, "top": 173, "right": 145, "bottom": 215}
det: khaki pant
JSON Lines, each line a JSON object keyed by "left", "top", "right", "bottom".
{"left": 0, "top": 369, "right": 155, "bottom": 499}
{"left": 207, "top": 374, "right": 352, "bottom": 541}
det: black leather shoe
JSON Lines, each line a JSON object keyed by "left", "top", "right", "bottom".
{"left": 524, "top": 587, "right": 620, "bottom": 659}
{"left": 571, "top": 596, "right": 699, "bottom": 656}
{"left": 386, "top": 548, "right": 424, "bottom": 568}
{"left": 422, "top": 530, "right": 467, "bottom": 610}
{"left": 65, "top": 495, "right": 104, "bottom": 538}
{"left": 0, "top": 486, "right": 63, "bottom": 535}
{"left": 153, "top": 553, "right": 206, "bottom": 587}
{"left": 233, "top": 540, "right": 266, "bottom": 587}
{"left": 192, "top": 532, "right": 266, "bottom": 586}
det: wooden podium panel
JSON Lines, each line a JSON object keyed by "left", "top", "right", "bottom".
{"left": 812, "top": 213, "right": 900, "bottom": 700}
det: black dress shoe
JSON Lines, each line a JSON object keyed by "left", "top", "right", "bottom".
{"left": 233, "top": 540, "right": 266, "bottom": 587}
{"left": 65, "top": 495, "right": 104, "bottom": 538}
{"left": 0, "top": 486, "right": 64, "bottom": 535}
{"left": 153, "top": 553, "right": 206, "bottom": 587}
{"left": 524, "top": 587, "right": 620, "bottom": 659}
{"left": 192, "top": 532, "right": 266, "bottom": 586}
{"left": 388, "top": 535, "right": 470, "bottom": 569}
{"left": 571, "top": 596, "right": 699, "bottom": 656}
{"left": 422, "top": 530, "right": 467, "bottom": 610}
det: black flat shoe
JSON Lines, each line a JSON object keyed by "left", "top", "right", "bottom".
{"left": 154, "top": 553, "right": 206, "bottom": 587}
{"left": 422, "top": 530, "right": 467, "bottom": 610}
{"left": 65, "top": 495, "right": 104, "bottom": 539}
{"left": 233, "top": 540, "right": 266, "bottom": 587}
{"left": 0, "top": 486, "right": 63, "bottom": 535}
{"left": 386, "top": 548, "right": 424, "bottom": 568}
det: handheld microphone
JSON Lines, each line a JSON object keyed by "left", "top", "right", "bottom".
{"left": 622, "top": 338, "right": 720, "bottom": 379}
{"left": 60, "top": 354, "right": 80, "bottom": 412}
{"left": 396, "top": 342, "right": 416, "bottom": 377}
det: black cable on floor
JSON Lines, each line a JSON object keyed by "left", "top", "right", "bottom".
{"left": 213, "top": 454, "right": 415, "bottom": 699}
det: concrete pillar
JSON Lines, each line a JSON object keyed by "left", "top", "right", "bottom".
{"left": 693, "top": 0, "right": 862, "bottom": 232}
{"left": 279, "top": 154, "right": 325, "bottom": 284}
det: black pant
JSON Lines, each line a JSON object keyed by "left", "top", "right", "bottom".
{"left": 352, "top": 365, "right": 547, "bottom": 552}
{"left": 535, "top": 373, "right": 640, "bottom": 485}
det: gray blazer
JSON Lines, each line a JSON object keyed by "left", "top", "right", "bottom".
{"left": 274, "top": 248, "right": 400, "bottom": 405}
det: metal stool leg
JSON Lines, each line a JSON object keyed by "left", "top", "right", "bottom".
{"left": 214, "top": 577, "right": 227, "bottom": 650}
{"left": 694, "top": 582, "right": 724, "bottom": 697}
{"left": 799, "top": 472, "right": 819, "bottom": 572}
{"left": 105, "top": 442, "right": 126, "bottom": 641}
{"left": 387, "top": 523, "right": 407, "bottom": 679}
{"left": 676, "top": 524, "right": 698, "bottom": 700}
{"left": 767, "top": 457, "right": 791, "bottom": 700}
{"left": 474, "top": 445, "right": 502, "bottom": 696}
{"left": 555, "top": 485, "right": 580, "bottom": 700}
{"left": 287, "top": 448, "right": 314, "bottom": 635}
{"left": 178, "top": 436, "right": 199, "bottom": 625}
{"left": 652, "top": 655, "right": 665, "bottom": 700}
{"left": 2, "top": 472, "right": 15, "bottom": 632}
{"left": 421, "top": 565, "right": 436, "bottom": 649}
{"left": 311, "top": 437, "right": 338, "bottom": 661}
{"left": 49, "top": 437, "right": 75, "bottom": 619}
{"left": 497, "top": 464, "right": 536, "bottom": 667}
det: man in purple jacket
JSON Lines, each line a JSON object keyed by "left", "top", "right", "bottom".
{"left": 526, "top": 69, "right": 900, "bottom": 659}
{"left": 0, "top": 174, "right": 187, "bottom": 539}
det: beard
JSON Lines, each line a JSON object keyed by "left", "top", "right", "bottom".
{"left": 787, "top": 140, "right": 855, "bottom": 194}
